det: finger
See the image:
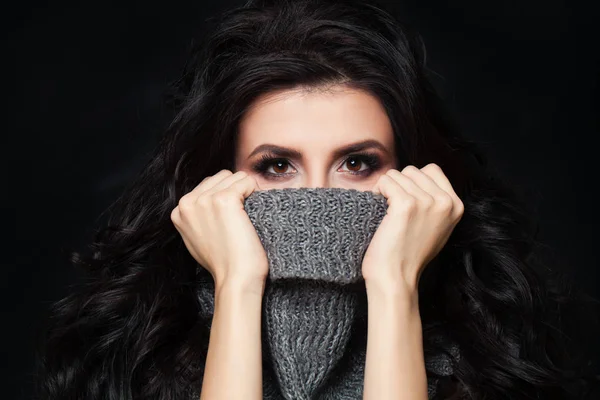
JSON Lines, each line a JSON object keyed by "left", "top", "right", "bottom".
{"left": 420, "top": 163, "right": 459, "bottom": 198}
{"left": 223, "top": 175, "right": 260, "bottom": 204}
{"left": 386, "top": 168, "right": 433, "bottom": 204}
{"left": 170, "top": 205, "right": 181, "bottom": 224}
{"left": 203, "top": 171, "right": 250, "bottom": 197}
{"left": 371, "top": 174, "right": 412, "bottom": 205}
{"left": 400, "top": 165, "right": 447, "bottom": 197}
{"left": 421, "top": 163, "right": 464, "bottom": 218}
{"left": 190, "top": 169, "right": 233, "bottom": 197}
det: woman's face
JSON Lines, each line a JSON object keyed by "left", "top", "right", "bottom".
{"left": 235, "top": 86, "right": 397, "bottom": 190}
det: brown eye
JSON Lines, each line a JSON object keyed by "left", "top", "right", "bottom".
{"left": 345, "top": 156, "right": 363, "bottom": 172}
{"left": 252, "top": 155, "right": 297, "bottom": 180}
{"left": 271, "top": 160, "right": 289, "bottom": 174}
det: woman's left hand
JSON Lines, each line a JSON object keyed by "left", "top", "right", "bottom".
{"left": 362, "top": 163, "right": 464, "bottom": 296}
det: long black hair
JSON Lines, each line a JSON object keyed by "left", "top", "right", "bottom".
{"left": 35, "top": 0, "right": 600, "bottom": 398}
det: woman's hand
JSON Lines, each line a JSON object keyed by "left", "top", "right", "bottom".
{"left": 172, "top": 171, "right": 267, "bottom": 400}
{"left": 362, "top": 163, "right": 464, "bottom": 295}
{"left": 170, "top": 169, "right": 269, "bottom": 291}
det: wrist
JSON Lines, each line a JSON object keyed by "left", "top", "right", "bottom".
{"left": 215, "top": 271, "right": 267, "bottom": 300}
{"left": 365, "top": 277, "right": 420, "bottom": 312}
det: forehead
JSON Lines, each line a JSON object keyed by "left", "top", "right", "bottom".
{"left": 237, "top": 86, "right": 394, "bottom": 152}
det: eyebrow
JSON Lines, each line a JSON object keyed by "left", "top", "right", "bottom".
{"left": 246, "top": 139, "right": 392, "bottom": 161}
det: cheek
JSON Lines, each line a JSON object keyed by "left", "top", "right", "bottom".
{"left": 336, "top": 173, "right": 384, "bottom": 191}
{"left": 248, "top": 172, "right": 300, "bottom": 190}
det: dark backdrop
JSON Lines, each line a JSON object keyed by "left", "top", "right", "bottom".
{"left": 4, "top": 0, "right": 599, "bottom": 399}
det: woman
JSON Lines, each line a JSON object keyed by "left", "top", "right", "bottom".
{"left": 36, "top": 0, "right": 599, "bottom": 399}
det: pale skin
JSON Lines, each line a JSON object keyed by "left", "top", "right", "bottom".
{"left": 170, "top": 85, "right": 464, "bottom": 399}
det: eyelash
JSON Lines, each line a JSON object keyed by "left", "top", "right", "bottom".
{"left": 251, "top": 152, "right": 383, "bottom": 180}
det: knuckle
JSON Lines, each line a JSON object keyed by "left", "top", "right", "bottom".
{"left": 196, "top": 195, "right": 211, "bottom": 209}
{"left": 383, "top": 174, "right": 397, "bottom": 185}
{"left": 455, "top": 197, "right": 465, "bottom": 216}
{"left": 421, "top": 195, "right": 435, "bottom": 209}
{"left": 212, "top": 191, "right": 236, "bottom": 207}
{"left": 380, "top": 173, "right": 392, "bottom": 182}
{"left": 435, "top": 193, "right": 453, "bottom": 209}
{"left": 401, "top": 165, "right": 419, "bottom": 174}
{"left": 424, "top": 162, "right": 442, "bottom": 172}
{"left": 400, "top": 196, "right": 417, "bottom": 211}
{"left": 170, "top": 207, "right": 179, "bottom": 222}
{"left": 178, "top": 196, "right": 194, "bottom": 212}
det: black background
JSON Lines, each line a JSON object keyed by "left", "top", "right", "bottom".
{"left": 4, "top": 0, "right": 599, "bottom": 398}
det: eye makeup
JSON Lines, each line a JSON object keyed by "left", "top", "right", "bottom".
{"left": 250, "top": 151, "right": 383, "bottom": 181}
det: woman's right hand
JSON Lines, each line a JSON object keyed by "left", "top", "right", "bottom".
{"left": 170, "top": 169, "right": 269, "bottom": 290}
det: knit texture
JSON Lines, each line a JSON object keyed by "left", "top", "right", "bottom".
{"left": 193, "top": 188, "right": 460, "bottom": 399}
{"left": 244, "top": 187, "right": 387, "bottom": 284}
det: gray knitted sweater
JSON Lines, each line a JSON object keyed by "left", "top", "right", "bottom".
{"left": 191, "top": 188, "right": 460, "bottom": 399}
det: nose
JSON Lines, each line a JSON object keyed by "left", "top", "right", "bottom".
{"left": 303, "top": 173, "right": 331, "bottom": 189}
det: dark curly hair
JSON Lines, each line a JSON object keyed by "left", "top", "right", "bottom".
{"left": 35, "top": 0, "right": 600, "bottom": 399}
